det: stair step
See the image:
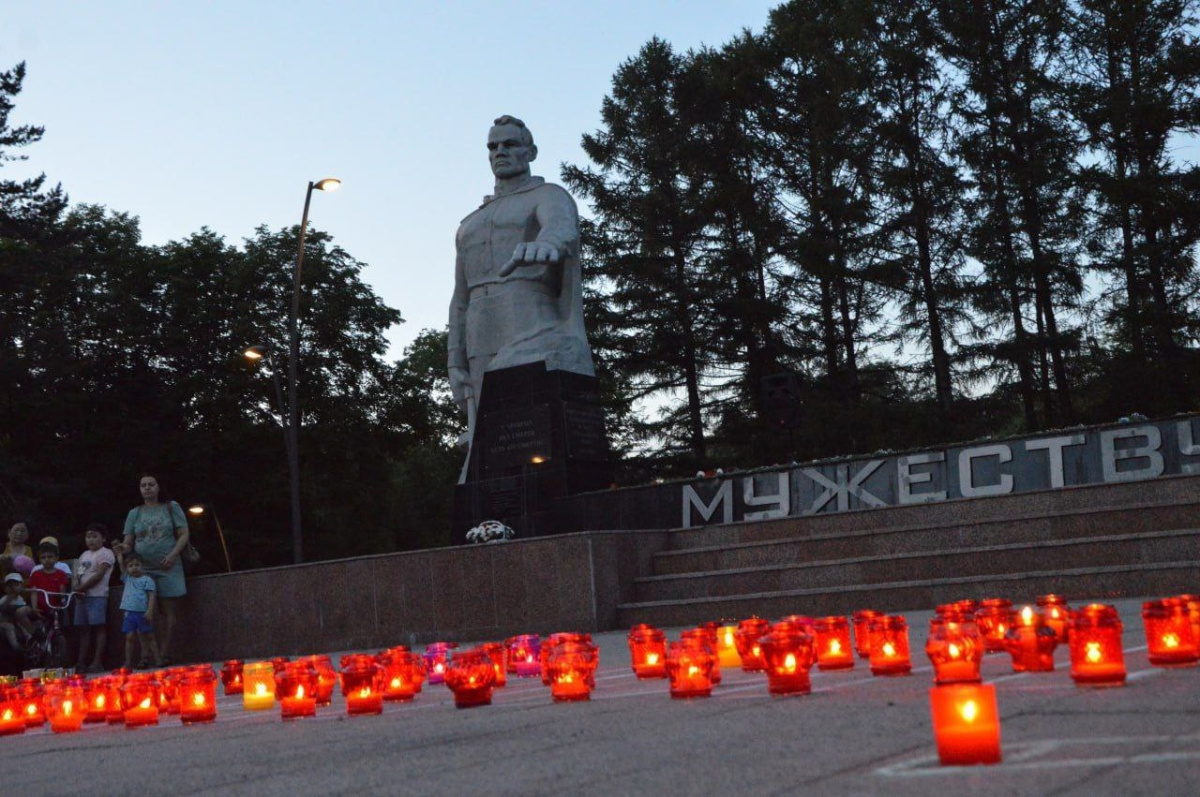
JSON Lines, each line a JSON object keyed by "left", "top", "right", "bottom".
{"left": 652, "top": 505, "right": 1200, "bottom": 575}
{"left": 635, "top": 529, "right": 1197, "bottom": 602}
{"left": 616, "top": 560, "right": 1200, "bottom": 629}
{"left": 665, "top": 476, "right": 1200, "bottom": 550}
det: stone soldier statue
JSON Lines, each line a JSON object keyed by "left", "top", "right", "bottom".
{"left": 448, "top": 115, "right": 595, "bottom": 467}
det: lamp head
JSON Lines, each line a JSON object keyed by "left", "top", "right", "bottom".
{"left": 314, "top": 178, "right": 341, "bottom": 192}
{"left": 243, "top": 345, "right": 268, "bottom": 362}
{"left": 188, "top": 505, "right": 206, "bottom": 516}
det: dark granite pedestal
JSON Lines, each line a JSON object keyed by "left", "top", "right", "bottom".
{"left": 452, "top": 362, "right": 614, "bottom": 544}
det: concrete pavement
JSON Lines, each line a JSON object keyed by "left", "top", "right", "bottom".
{"left": 3, "top": 596, "right": 1198, "bottom": 796}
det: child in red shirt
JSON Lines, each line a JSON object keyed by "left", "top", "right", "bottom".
{"left": 27, "top": 542, "right": 71, "bottom": 623}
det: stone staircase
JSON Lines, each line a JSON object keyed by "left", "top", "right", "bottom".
{"left": 615, "top": 474, "right": 1200, "bottom": 628}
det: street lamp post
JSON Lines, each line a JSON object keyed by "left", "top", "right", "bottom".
{"left": 186, "top": 504, "right": 233, "bottom": 573}
{"left": 285, "top": 178, "right": 340, "bottom": 564}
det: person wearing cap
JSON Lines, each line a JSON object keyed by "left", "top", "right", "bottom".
{"left": 0, "top": 571, "right": 38, "bottom": 654}
{"left": 29, "top": 536, "right": 72, "bottom": 577}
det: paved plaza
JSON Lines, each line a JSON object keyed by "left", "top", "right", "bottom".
{"left": 3, "top": 596, "right": 1198, "bottom": 796}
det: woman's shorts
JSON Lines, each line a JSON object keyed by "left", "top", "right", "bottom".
{"left": 73, "top": 596, "right": 107, "bottom": 626}
{"left": 122, "top": 611, "right": 154, "bottom": 634}
{"left": 145, "top": 561, "right": 187, "bottom": 599}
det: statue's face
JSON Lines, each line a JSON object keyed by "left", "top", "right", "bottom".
{"left": 488, "top": 124, "right": 536, "bottom": 179}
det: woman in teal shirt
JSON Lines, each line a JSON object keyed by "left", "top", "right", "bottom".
{"left": 119, "top": 474, "right": 189, "bottom": 664}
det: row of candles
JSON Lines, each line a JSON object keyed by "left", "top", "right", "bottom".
{"left": 2, "top": 592, "right": 1196, "bottom": 765}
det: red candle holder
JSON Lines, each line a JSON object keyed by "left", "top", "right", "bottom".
{"left": 271, "top": 656, "right": 290, "bottom": 674}
{"left": 423, "top": 642, "right": 459, "bottom": 684}
{"left": 681, "top": 628, "right": 721, "bottom": 685}
{"left": 84, "top": 677, "right": 111, "bottom": 723}
{"left": 974, "top": 599, "right": 1013, "bottom": 653}
{"left": 481, "top": 642, "right": 508, "bottom": 688}
{"left": 954, "top": 599, "right": 979, "bottom": 616}
{"left": 44, "top": 682, "right": 86, "bottom": 734}
{"left": 548, "top": 641, "right": 599, "bottom": 702}
{"left": 1003, "top": 606, "right": 1058, "bottom": 673}
{"left": 1068, "top": 604, "right": 1126, "bottom": 687}
{"left": 158, "top": 667, "right": 186, "bottom": 715}
{"left": 1177, "top": 594, "right": 1200, "bottom": 641}
{"left": 303, "top": 655, "right": 339, "bottom": 706}
{"left": 540, "top": 633, "right": 591, "bottom": 685}
{"left": 444, "top": 648, "right": 496, "bottom": 709}
{"left": 925, "top": 616, "right": 983, "bottom": 685}
{"left": 852, "top": 609, "right": 883, "bottom": 659}
{"left": 340, "top": 654, "right": 384, "bottom": 716}
{"left": 1036, "top": 594, "right": 1072, "bottom": 643}
{"left": 1143, "top": 598, "right": 1199, "bottom": 667}
{"left": 179, "top": 666, "right": 218, "bottom": 724}
{"left": 120, "top": 674, "right": 161, "bottom": 728}
{"left": 0, "top": 691, "right": 24, "bottom": 736}
{"left": 929, "top": 683, "right": 1002, "bottom": 766}
{"left": 759, "top": 628, "right": 815, "bottom": 695}
{"left": 775, "top": 615, "right": 816, "bottom": 636}
{"left": 15, "top": 679, "right": 45, "bottom": 727}
{"left": 813, "top": 616, "right": 855, "bottom": 670}
{"left": 380, "top": 648, "right": 423, "bottom": 701}
{"left": 507, "top": 634, "right": 542, "bottom": 678}
{"left": 276, "top": 661, "right": 318, "bottom": 720}
{"left": 104, "top": 674, "right": 127, "bottom": 724}
{"left": 628, "top": 625, "right": 668, "bottom": 679}
{"left": 869, "top": 615, "right": 912, "bottom": 676}
{"left": 219, "top": 659, "right": 244, "bottom": 696}
{"left": 734, "top": 617, "right": 771, "bottom": 672}
{"left": 666, "top": 638, "right": 715, "bottom": 699}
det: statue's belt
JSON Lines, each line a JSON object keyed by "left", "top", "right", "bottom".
{"left": 468, "top": 280, "right": 556, "bottom": 299}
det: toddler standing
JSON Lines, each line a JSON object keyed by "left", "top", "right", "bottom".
{"left": 116, "top": 549, "right": 161, "bottom": 669}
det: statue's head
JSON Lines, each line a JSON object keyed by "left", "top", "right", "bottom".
{"left": 488, "top": 115, "right": 537, "bottom": 179}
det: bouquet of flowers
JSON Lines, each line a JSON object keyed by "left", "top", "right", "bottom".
{"left": 465, "top": 520, "right": 515, "bottom": 544}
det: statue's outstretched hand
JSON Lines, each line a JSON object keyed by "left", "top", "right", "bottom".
{"left": 498, "top": 241, "right": 560, "bottom": 277}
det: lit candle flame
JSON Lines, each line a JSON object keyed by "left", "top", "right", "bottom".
{"left": 647, "top": 653, "right": 659, "bottom": 665}
{"left": 687, "top": 665, "right": 700, "bottom": 677}
{"left": 960, "top": 699, "right": 979, "bottom": 723}
{"left": 829, "top": 639, "right": 841, "bottom": 655}
{"left": 255, "top": 683, "right": 268, "bottom": 696}
{"left": 1, "top": 708, "right": 12, "bottom": 721}
{"left": 558, "top": 673, "right": 575, "bottom": 685}
{"left": 139, "top": 697, "right": 152, "bottom": 709}
{"left": 997, "top": 624, "right": 1006, "bottom": 636}
{"left": 724, "top": 630, "right": 735, "bottom": 647}
{"left": 1021, "top": 606, "right": 1034, "bottom": 625}
{"left": 390, "top": 677, "right": 402, "bottom": 688}
{"left": 95, "top": 695, "right": 106, "bottom": 709}
{"left": 435, "top": 662, "right": 445, "bottom": 674}
{"left": 882, "top": 642, "right": 896, "bottom": 657}
{"left": 1163, "top": 633, "right": 1180, "bottom": 649}
{"left": 751, "top": 645, "right": 761, "bottom": 658}
{"left": 25, "top": 704, "right": 36, "bottom": 716}
{"left": 192, "top": 693, "right": 206, "bottom": 707}
{"left": 948, "top": 642, "right": 961, "bottom": 658}
{"left": 296, "top": 686, "right": 306, "bottom": 699}
{"left": 62, "top": 700, "right": 73, "bottom": 716}
{"left": 358, "top": 687, "right": 372, "bottom": 698}
{"left": 784, "top": 653, "right": 797, "bottom": 673}
{"left": 1086, "top": 642, "right": 1102, "bottom": 663}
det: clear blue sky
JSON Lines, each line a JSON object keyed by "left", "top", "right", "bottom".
{"left": 2, "top": 1, "right": 779, "bottom": 359}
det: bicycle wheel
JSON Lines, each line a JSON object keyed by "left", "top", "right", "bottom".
{"left": 47, "top": 632, "right": 68, "bottom": 669}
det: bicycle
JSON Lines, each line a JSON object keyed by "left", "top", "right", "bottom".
{"left": 25, "top": 588, "right": 77, "bottom": 671}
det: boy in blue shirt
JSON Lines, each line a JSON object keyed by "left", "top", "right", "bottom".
{"left": 116, "top": 550, "right": 162, "bottom": 669}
